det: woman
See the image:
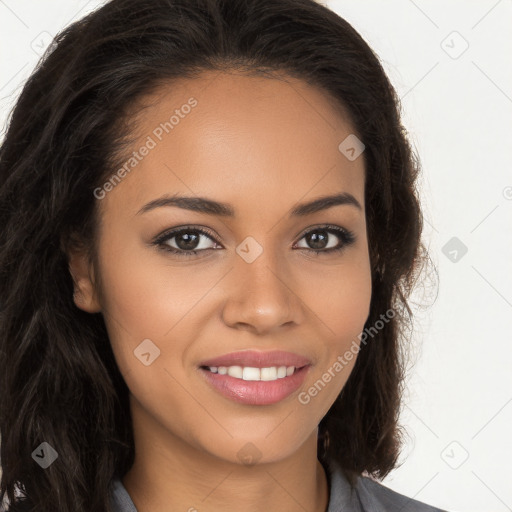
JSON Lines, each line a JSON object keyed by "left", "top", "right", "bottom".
{"left": 0, "top": 0, "right": 442, "bottom": 511}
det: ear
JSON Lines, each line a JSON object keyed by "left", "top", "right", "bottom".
{"left": 66, "top": 244, "right": 102, "bottom": 314}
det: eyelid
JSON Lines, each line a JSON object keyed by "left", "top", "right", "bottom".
{"left": 152, "top": 225, "right": 220, "bottom": 247}
{"left": 294, "top": 223, "right": 348, "bottom": 241}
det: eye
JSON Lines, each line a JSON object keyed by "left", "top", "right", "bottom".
{"left": 153, "top": 225, "right": 221, "bottom": 257}
{"left": 152, "top": 224, "right": 356, "bottom": 258}
{"left": 294, "top": 224, "right": 356, "bottom": 255}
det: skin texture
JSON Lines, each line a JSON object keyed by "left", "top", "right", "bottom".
{"left": 68, "top": 70, "right": 372, "bottom": 512}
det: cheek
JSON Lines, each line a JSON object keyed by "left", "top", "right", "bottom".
{"left": 304, "top": 252, "right": 372, "bottom": 390}
{"left": 96, "top": 231, "right": 211, "bottom": 335}
{"left": 95, "top": 247, "right": 206, "bottom": 415}
{"left": 328, "top": 270, "right": 372, "bottom": 341}
{"left": 95, "top": 232, "right": 225, "bottom": 380}
{"left": 296, "top": 265, "right": 372, "bottom": 416}
{"left": 310, "top": 253, "right": 372, "bottom": 344}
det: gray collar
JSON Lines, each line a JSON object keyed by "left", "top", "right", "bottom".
{"left": 108, "top": 457, "right": 362, "bottom": 512}
{"left": 108, "top": 457, "right": 444, "bottom": 512}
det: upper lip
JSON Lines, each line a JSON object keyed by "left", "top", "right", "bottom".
{"left": 199, "top": 350, "right": 311, "bottom": 369}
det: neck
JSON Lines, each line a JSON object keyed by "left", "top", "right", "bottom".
{"left": 122, "top": 397, "right": 330, "bottom": 512}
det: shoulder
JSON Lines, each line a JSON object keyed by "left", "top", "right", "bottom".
{"left": 354, "top": 474, "right": 447, "bottom": 512}
{"left": 324, "top": 457, "right": 447, "bottom": 512}
{"left": 109, "top": 477, "right": 138, "bottom": 512}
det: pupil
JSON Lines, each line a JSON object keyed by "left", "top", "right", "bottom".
{"left": 177, "top": 232, "right": 199, "bottom": 250}
{"left": 308, "top": 230, "right": 328, "bottom": 249}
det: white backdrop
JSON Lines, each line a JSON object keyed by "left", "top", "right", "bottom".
{"left": 1, "top": 1, "right": 511, "bottom": 511}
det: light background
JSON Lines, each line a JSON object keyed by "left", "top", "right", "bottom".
{"left": 0, "top": 1, "right": 511, "bottom": 511}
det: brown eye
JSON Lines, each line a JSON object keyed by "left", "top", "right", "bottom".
{"left": 154, "top": 226, "right": 220, "bottom": 257}
{"left": 152, "top": 224, "right": 355, "bottom": 258}
{"left": 294, "top": 225, "right": 355, "bottom": 254}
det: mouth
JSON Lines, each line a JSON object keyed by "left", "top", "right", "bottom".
{"left": 198, "top": 364, "right": 311, "bottom": 405}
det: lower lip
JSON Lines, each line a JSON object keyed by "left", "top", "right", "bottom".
{"left": 198, "top": 365, "right": 311, "bottom": 405}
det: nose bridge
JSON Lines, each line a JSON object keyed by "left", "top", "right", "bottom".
{"left": 222, "top": 235, "right": 299, "bottom": 331}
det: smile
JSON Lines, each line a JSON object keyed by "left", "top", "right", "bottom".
{"left": 199, "top": 364, "right": 311, "bottom": 405}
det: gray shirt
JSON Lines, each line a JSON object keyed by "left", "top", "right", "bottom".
{"left": 109, "top": 457, "right": 447, "bottom": 511}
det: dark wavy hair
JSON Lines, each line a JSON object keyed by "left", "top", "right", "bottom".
{"left": 0, "top": 0, "right": 436, "bottom": 510}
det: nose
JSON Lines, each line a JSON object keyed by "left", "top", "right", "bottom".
{"left": 221, "top": 246, "right": 304, "bottom": 334}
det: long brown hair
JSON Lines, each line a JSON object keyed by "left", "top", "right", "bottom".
{"left": 0, "top": 0, "right": 436, "bottom": 510}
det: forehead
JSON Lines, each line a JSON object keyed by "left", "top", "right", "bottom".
{"left": 100, "top": 70, "right": 365, "bottom": 218}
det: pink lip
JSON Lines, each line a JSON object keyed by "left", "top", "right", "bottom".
{"left": 198, "top": 365, "right": 311, "bottom": 405}
{"left": 198, "top": 350, "right": 311, "bottom": 369}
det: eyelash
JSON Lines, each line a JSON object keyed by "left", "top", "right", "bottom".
{"left": 153, "top": 224, "right": 356, "bottom": 258}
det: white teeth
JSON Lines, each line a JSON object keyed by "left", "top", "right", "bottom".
{"left": 227, "top": 366, "right": 243, "bottom": 379}
{"left": 261, "top": 367, "right": 277, "bottom": 381}
{"left": 243, "top": 367, "right": 260, "bottom": 381}
{"left": 207, "top": 365, "right": 297, "bottom": 381}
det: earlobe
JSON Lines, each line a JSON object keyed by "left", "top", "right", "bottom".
{"left": 67, "top": 247, "right": 102, "bottom": 313}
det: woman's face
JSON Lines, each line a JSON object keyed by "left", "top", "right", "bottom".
{"left": 72, "top": 70, "right": 372, "bottom": 465}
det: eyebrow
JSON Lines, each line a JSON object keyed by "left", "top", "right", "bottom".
{"left": 136, "top": 192, "right": 362, "bottom": 217}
